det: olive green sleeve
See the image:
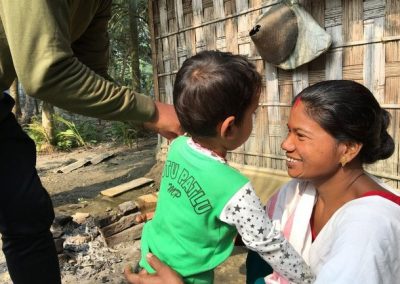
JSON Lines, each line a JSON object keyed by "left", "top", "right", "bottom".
{"left": 0, "top": 0, "right": 155, "bottom": 122}
{"left": 0, "top": 15, "right": 16, "bottom": 92}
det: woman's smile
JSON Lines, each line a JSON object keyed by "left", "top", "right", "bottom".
{"left": 286, "top": 156, "right": 302, "bottom": 166}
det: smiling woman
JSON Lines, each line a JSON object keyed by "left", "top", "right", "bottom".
{"left": 258, "top": 80, "right": 400, "bottom": 284}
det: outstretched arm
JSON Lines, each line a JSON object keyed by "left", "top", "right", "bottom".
{"left": 220, "top": 183, "right": 315, "bottom": 283}
{"left": 0, "top": 1, "right": 183, "bottom": 139}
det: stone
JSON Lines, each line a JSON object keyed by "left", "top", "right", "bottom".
{"left": 57, "top": 253, "right": 71, "bottom": 265}
{"left": 118, "top": 201, "right": 139, "bottom": 216}
{"left": 135, "top": 193, "right": 158, "bottom": 211}
{"left": 72, "top": 212, "right": 90, "bottom": 224}
{"left": 54, "top": 214, "right": 73, "bottom": 226}
{"left": 104, "top": 223, "right": 144, "bottom": 247}
{"left": 63, "top": 235, "right": 91, "bottom": 252}
{"left": 99, "top": 213, "right": 141, "bottom": 238}
{"left": 95, "top": 212, "right": 121, "bottom": 228}
{"left": 51, "top": 224, "right": 64, "bottom": 239}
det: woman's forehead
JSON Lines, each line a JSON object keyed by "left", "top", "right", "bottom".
{"left": 289, "top": 102, "right": 321, "bottom": 130}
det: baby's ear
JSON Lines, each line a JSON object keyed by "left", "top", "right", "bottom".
{"left": 219, "top": 116, "right": 236, "bottom": 139}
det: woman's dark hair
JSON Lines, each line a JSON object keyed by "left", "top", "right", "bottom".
{"left": 173, "top": 50, "right": 261, "bottom": 137}
{"left": 294, "top": 80, "right": 394, "bottom": 164}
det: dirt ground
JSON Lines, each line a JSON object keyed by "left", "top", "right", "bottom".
{"left": 0, "top": 137, "right": 248, "bottom": 284}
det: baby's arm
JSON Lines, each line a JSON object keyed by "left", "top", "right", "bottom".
{"left": 220, "top": 182, "right": 315, "bottom": 284}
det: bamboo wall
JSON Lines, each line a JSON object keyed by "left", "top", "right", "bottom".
{"left": 149, "top": 0, "right": 400, "bottom": 189}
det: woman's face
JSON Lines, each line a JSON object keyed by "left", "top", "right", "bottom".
{"left": 281, "top": 101, "right": 344, "bottom": 181}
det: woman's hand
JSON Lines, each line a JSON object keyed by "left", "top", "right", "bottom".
{"left": 124, "top": 253, "right": 183, "bottom": 284}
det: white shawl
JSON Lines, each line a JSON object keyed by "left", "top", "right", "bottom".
{"left": 264, "top": 177, "right": 400, "bottom": 284}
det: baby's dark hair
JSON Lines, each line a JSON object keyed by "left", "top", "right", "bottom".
{"left": 173, "top": 50, "right": 261, "bottom": 137}
{"left": 294, "top": 80, "right": 394, "bottom": 164}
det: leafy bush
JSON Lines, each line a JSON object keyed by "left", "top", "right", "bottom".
{"left": 55, "top": 115, "right": 87, "bottom": 150}
{"left": 55, "top": 115, "right": 104, "bottom": 150}
{"left": 76, "top": 120, "right": 101, "bottom": 144}
{"left": 25, "top": 113, "right": 150, "bottom": 152}
{"left": 26, "top": 114, "right": 100, "bottom": 151}
{"left": 25, "top": 116, "right": 52, "bottom": 151}
{"left": 109, "top": 121, "right": 139, "bottom": 148}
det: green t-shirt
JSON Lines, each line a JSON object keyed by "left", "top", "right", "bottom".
{"left": 140, "top": 136, "right": 249, "bottom": 277}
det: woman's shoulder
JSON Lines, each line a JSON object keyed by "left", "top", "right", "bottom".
{"left": 334, "top": 174, "right": 400, "bottom": 226}
{"left": 333, "top": 195, "right": 400, "bottom": 231}
{"left": 314, "top": 196, "right": 400, "bottom": 258}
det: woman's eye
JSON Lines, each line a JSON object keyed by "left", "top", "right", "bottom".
{"left": 297, "top": 133, "right": 306, "bottom": 140}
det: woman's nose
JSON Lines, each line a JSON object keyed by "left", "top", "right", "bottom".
{"left": 281, "top": 134, "right": 294, "bottom": 151}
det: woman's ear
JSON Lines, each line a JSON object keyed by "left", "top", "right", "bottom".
{"left": 341, "top": 141, "right": 363, "bottom": 166}
{"left": 219, "top": 116, "right": 236, "bottom": 139}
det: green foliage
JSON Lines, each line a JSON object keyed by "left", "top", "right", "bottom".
{"left": 26, "top": 113, "right": 152, "bottom": 151}
{"left": 109, "top": 121, "right": 139, "bottom": 148}
{"left": 26, "top": 114, "right": 103, "bottom": 151}
{"left": 25, "top": 116, "right": 52, "bottom": 151}
{"left": 108, "top": 0, "right": 153, "bottom": 94}
{"left": 75, "top": 120, "right": 100, "bottom": 145}
{"left": 140, "top": 58, "right": 154, "bottom": 96}
{"left": 55, "top": 115, "right": 87, "bottom": 150}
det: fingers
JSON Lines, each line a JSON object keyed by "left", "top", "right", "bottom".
{"left": 124, "top": 263, "right": 161, "bottom": 284}
{"left": 124, "top": 265, "right": 158, "bottom": 284}
{"left": 134, "top": 212, "right": 154, "bottom": 224}
{"left": 124, "top": 265, "right": 141, "bottom": 284}
{"left": 146, "top": 253, "right": 184, "bottom": 284}
{"left": 124, "top": 254, "right": 183, "bottom": 284}
{"left": 145, "top": 253, "right": 165, "bottom": 273}
{"left": 139, "top": 269, "right": 148, "bottom": 275}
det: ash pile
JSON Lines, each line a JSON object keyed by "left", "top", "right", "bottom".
{"left": 54, "top": 200, "right": 150, "bottom": 284}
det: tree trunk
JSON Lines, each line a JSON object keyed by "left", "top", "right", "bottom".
{"left": 20, "top": 85, "right": 37, "bottom": 125}
{"left": 9, "top": 78, "right": 22, "bottom": 119}
{"left": 128, "top": 0, "right": 141, "bottom": 93}
{"left": 121, "top": 51, "right": 129, "bottom": 81}
{"left": 21, "top": 96, "right": 37, "bottom": 125}
{"left": 42, "top": 102, "right": 56, "bottom": 145}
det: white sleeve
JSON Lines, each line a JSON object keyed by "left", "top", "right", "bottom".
{"left": 220, "top": 182, "right": 315, "bottom": 283}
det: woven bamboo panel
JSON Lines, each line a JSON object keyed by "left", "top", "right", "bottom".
{"left": 149, "top": 0, "right": 400, "bottom": 188}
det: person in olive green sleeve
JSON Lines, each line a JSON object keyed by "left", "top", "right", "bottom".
{"left": 0, "top": 1, "right": 182, "bottom": 283}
